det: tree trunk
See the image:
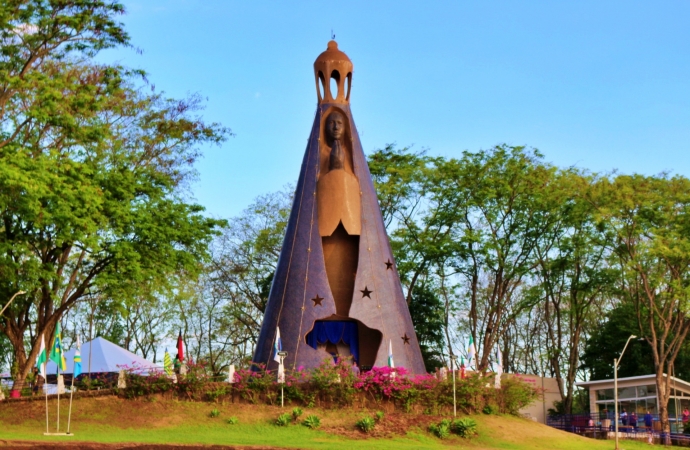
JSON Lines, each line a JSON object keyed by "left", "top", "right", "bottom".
{"left": 657, "top": 370, "right": 672, "bottom": 445}
{"left": 9, "top": 343, "right": 27, "bottom": 391}
{"left": 9, "top": 333, "right": 41, "bottom": 392}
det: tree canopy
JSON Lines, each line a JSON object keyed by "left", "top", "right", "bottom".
{"left": 0, "top": 0, "right": 229, "bottom": 387}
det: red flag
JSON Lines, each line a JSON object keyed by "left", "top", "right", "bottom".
{"left": 460, "top": 361, "right": 466, "bottom": 379}
{"left": 177, "top": 330, "right": 185, "bottom": 362}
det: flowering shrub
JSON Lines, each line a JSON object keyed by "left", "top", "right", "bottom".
{"left": 354, "top": 366, "right": 444, "bottom": 410}
{"left": 496, "top": 375, "right": 540, "bottom": 414}
{"left": 232, "top": 363, "right": 276, "bottom": 404}
{"left": 176, "top": 361, "right": 212, "bottom": 399}
{"left": 355, "top": 366, "right": 412, "bottom": 398}
{"left": 117, "top": 361, "right": 211, "bottom": 400}
{"left": 75, "top": 371, "right": 117, "bottom": 390}
{"left": 122, "top": 371, "right": 173, "bottom": 399}
{"left": 308, "top": 358, "right": 356, "bottom": 406}
{"left": 109, "top": 359, "right": 537, "bottom": 416}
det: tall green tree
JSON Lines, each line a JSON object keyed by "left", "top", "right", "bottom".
{"left": 433, "top": 146, "right": 562, "bottom": 371}
{"left": 370, "top": 145, "right": 564, "bottom": 372}
{"left": 0, "top": 2, "right": 229, "bottom": 388}
{"left": 530, "top": 170, "right": 615, "bottom": 414}
{"left": 408, "top": 283, "right": 445, "bottom": 371}
{"left": 171, "top": 188, "right": 292, "bottom": 372}
{"left": 581, "top": 300, "right": 690, "bottom": 380}
{"left": 581, "top": 301, "right": 653, "bottom": 379}
{"left": 369, "top": 145, "right": 463, "bottom": 365}
{"left": 594, "top": 174, "right": 690, "bottom": 438}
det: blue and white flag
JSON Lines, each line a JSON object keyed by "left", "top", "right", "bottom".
{"left": 73, "top": 335, "right": 82, "bottom": 378}
{"left": 273, "top": 327, "right": 282, "bottom": 363}
{"left": 467, "top": 335, "right": 476, "bottom": 369}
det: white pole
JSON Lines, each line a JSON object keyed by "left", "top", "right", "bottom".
{"left": 66, "top": 372, "right": 75, "bottom": 434}
{"left": 44, "top": 375, "right": 49, "bottom": 434}
{"left": 614, "top": 335, "right": 637, "bottom": 450}
{"left": 614, "top": 357, "right": 619, "bottom": 450}
{"left": 277, "top": 352, "right": 287, "bottom": 407}
{"left": 452, "top": 358, "right": 457, "bottom": 417}
{"left": 280, "top": 354, "right": 285, "bottom": 408}
{"left": 88, "top": 307, "right": 94, "bottom": 386}
{"left": 56, "top": 365, "right": 60, "bottom": 433}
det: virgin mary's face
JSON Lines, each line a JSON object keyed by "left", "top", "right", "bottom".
{"left": 326, "top": 112, "right": 345, "bottom": 140}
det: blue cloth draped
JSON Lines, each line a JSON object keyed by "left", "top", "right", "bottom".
{"left": 306, "top": 321, "right": 359, "bottom": 363}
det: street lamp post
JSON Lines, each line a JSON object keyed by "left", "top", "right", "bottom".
{"left": 450, "top": 355, "right": 458, "bottom": 417}
{"left": 614, "top": 334, "right": 637, "bottom": 450}
{"left": 277, "top": 351, "right": 288, "bottom": 408}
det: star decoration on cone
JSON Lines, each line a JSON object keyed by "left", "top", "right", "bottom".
{"left": 401, "top": 334, "right": 411, "bottom": 345}
{"left": 360, "top": 286, "right": 373, "bottom": 298}
{"left": 385, "top": 259, "right": 394, "bottom": 270}
{"left": 311, "top": 295, "right": 324, "bottom": 306}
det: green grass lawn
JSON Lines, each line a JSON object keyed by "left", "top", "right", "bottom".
{"left": 0, "top": 396, "right": 665, "bottom": 449}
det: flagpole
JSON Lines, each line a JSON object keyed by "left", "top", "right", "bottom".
{"left": 44, "top": 374, "right": 49, "bottom": 434}
{"left": 56, "top": 364, "right": 60, "bottom": 433}
{"left": 450, "top": 355, "right": 458, "bottom": 417}
{"left": 67, "top": 335, "right": 82, "bottom": 435}
{"left": 278, "top": 352, "right": 287, "bottom": 408}
{"left": 66, "top": 371, "right": 75, "bottom": 434}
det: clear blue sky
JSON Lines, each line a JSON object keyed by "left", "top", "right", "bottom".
{"left": 102, "top": 1, "right": 690, "bottom": 219}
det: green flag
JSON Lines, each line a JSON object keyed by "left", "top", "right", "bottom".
{"left": 49, "top": 322, "right": 67, "bottom": 372}
{"left": 36, "top": 334, "right": 47, "bottom": 379}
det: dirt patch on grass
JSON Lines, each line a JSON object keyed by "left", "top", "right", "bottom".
{"left": 321, "top": 410, "right": 438, "bottom": 439}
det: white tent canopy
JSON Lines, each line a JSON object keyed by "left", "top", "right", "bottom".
{"left": 46, "top": 336, "right": 160, "bottom": 375}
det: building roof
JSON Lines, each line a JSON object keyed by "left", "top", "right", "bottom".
{"left": 576, "top": 374, "right": 690, "bottom": 393}
{"left": 46, "top": 336, "right": 160, "bottom": 375}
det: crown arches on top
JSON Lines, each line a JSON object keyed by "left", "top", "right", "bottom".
{"left": 313, "top": 40, "right": 353, "bottom": 104}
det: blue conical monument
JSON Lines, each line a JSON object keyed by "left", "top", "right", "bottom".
{"left": 253, "top": 41, "right": 425, "bottom": 374}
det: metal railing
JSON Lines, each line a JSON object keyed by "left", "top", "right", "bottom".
{"left": 547, "top": 413, "right": 690, "bottom": 446}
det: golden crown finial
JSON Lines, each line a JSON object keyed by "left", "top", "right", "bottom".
{"left": 314, "top": 40, "right": 353, "bottom": 104}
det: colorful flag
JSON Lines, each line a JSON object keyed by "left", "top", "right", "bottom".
{"left": 36, "top": 334, "right": 47, "bottom": 379}
{"left": 49, "top": 322, "right": 67, "bottom": 372}
{"left": 163, "top": 349, "right": 173, "bottom": 376}
{"left": 388, "top": 339, "right": 394, "bottom": 368}
{"left": 176, "top": 330, "right": 185, "bottom": 362}
{"left": 460, "top": 356, "right": 466, "bottom": 379}
{"left": 467, "top": 335, "right": 476, "bottom": 369}
{"left": 73, "top": 335, "right": 82, "bottom": 378}
{"left": 273, "top": 327, "right": 282, "bottom": 363}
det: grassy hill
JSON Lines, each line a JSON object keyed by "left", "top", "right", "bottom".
{"left": 0, "top": 395, "right": 655, "bottom": 449}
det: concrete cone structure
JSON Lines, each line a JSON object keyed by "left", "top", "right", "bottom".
{"left": 253, "top": 41, "right": 426, "bottom": 374}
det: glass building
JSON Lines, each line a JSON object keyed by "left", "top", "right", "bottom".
{"left": 577, "top": 374, "right": 690, "bottom": 431}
